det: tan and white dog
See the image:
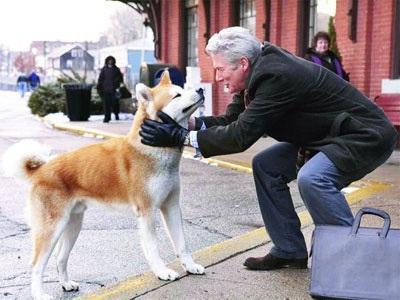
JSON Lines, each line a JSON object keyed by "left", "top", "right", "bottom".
{"left": 2, "top": 71, "right": 205, "bottom": 300}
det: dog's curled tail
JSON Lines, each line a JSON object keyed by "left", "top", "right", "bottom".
{"left": 2, "top": 139, "right": 51, "bottom": 181}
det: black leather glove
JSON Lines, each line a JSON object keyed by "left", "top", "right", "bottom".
{"left": 140, "top": 111, "right": 189, "bottom": 148}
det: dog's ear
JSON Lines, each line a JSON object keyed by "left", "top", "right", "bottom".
{"left": 159, "top": 70, "right": 171, "bottom": 86}
{"left": 135, "top": 83, "right": 152, "bottom": 104}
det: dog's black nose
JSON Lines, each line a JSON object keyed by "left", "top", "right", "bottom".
{"left": 196, "top": 88, "right": 204, "bottom": 95}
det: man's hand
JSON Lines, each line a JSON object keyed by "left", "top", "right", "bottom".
{"left": 140, "top": 111, "right": 189, "bottom": 148}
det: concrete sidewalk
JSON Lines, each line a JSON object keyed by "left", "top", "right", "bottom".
{"left": 44, "top": 117, "right": 400, "bottom": 299}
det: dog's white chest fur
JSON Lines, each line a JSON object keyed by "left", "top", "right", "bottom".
{"left": 147, "top": 150, "right": 181, "bottom": 208}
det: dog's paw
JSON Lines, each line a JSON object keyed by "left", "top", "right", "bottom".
{"left": 61, "top": 280, "right": 79, "bottom": 292}
{"left": 155, "top": 268, "right": 180, "bottom": 281}
{"left": 184, "top": 262, "right": 205, "bottom": 275}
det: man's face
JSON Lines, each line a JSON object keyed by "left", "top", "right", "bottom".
{"left": 211, "top": 53, "right": 248, "bottom": 94}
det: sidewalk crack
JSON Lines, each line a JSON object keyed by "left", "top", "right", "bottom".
{"left": 184, "top": 219, "right": 232, "bottom": 239}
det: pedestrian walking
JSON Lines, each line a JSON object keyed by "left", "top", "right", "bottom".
{"left": 28, "top": 71, "right": 41, "bottom": 91}
{"left": 96, "top": 56, "right": 123, "bottom": 123}
{"left": 16, "top": 74, "right": 28, "bottom": 98}
{"left": 140, "top": 27, "right": 397, "bottom": 270}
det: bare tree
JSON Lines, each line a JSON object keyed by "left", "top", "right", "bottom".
{"left": 14, "top": 52, "right": 35, "bottom": 73}
{"left": 104, "top": 7, "right": 143, "bottom": 46}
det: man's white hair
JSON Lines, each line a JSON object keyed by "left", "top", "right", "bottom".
{"left": 205, "top": 27, "right": 262, "bottom": 65}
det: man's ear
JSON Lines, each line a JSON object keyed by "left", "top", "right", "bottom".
{"left": 135, "top": 83, "right": 153, "bottom": 104}
{"left": 240, "top": 57, "right": 250, "bottom": 72}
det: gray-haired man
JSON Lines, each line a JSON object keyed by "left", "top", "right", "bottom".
{"left": 140, "top": 27, "right": 397, "bottom": 270}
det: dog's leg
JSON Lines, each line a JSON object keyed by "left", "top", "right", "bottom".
{"left": 160, "top": 191, "right": 205, "bottom": 275}
{"left": 31, "top": 210, "right": 70, "bottom": 300}
{"left": 137, "top": 213, "right": 179, "bottom": 281}
{"left": 55, "top": 212, "right": 84, "bottom": 292}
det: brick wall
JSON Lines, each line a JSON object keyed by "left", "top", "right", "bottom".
{"left": 159, "top": 0, "right": 397, "bottom": 115}
{"left": 208, "top": 0, "right": 236, "bottom": 115}
{"left": 255, "top": 0, "right": 267, "bottom": 39}
{"left": 160, "top": 0, "right": 183, "bottom": 68}
{"left": 369, "top": 1, "right": 395, "bottom": 97}
{"left": 336, "top": 0, "right": 396, "bottom": 98}
{"left": 280, "top": 0, "right": 301, "bottom": 53}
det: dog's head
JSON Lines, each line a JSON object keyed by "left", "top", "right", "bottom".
{"left": 135, "top": 70, "right": 204, "bottom": 128}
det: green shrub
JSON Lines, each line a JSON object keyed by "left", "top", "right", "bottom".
{"left": 328, "top": 16, "right": 342, "bottom": 60}
{"left": 28, "top": 83, "right": 65, "bottom": 117}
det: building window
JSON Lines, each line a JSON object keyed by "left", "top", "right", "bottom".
{"left": 393, "top": 0, "right": 400, "bottom": 78}
{"left": 301, "top": 0, "right": 337, "bottom": 56}
{"left": 348, "top": 0, "right": 358, "bottom": 42}
{"left": 185, "top": 0, "right": 198, "bottom": 67}
{"left": 239, "top": 0, "right": 256, "bottom": 34}
{"left": 66, "top": 59, "right": 72, "bottom": 69}
{"left": 71, "top": 48, "right": 83, "bottom": 58}
{"left": 308, "top": 0, "right": 318, "bottom": 46}
{"left": 263, "top": 0, "right": 271, "bottom": 41}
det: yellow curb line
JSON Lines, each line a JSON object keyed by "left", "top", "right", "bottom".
{"left": 78, "top": 180, "right": 391, "bottom": 300}
{"left": 206, "top": 158, "right": 252, "bottom": 173}
{"left": 182, "top": 150, "right": 253, "bottom": 173}
{"left": 52, "top": 123, "right": 122, "bottom": 139}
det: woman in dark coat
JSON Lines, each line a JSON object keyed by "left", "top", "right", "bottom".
{"left": 304, "top": 31, "right": 349, "bottom": 81}
{"left": 96, "top": 56, "right": 123, "bottom": 123}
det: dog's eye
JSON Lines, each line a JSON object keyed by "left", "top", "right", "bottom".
{"left": 173, "top": 93, "right": 181, "bottom": 99}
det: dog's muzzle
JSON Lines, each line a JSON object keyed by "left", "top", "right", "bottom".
{"left": 182, "top": 89, "right": 205, "bottom": 114}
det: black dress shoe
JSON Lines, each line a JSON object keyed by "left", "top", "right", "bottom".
{"left": 243, "top": 253, "right": 308, "bottom": 270}
{"left": 103, "top": 119, "right": 110, "bottom": 123}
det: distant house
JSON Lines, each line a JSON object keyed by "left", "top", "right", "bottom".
{"left": 46, "top": 44, "right": 95, "bottom": 80}
{"left": 93, "top": 38, "right": 156, "bottom": 88}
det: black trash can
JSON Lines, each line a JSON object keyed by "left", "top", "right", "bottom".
{"left": 63, "top": 83, "right": 92, "bottom": 121}
{"left": 140, "top": 63, "right": 175, "bottom": 87}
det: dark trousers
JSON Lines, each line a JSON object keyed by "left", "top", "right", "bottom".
{"left": 252, "top": 141, "right": 395, "bottom": 259}
{"left": 103, "top": 92, "right": 119, "bottom": 121}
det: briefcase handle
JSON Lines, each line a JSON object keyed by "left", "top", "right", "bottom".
{"left": 351, "top": 207, "right": 391, "bottom": 238}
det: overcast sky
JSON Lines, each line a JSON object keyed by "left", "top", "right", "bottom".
{"left": 0, "top": 0, "right": 336, "bottom": 52}
{"left": 0, "top": 0, "right": 127, "bottom": 51}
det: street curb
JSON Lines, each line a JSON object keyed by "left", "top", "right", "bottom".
{"left": 183, "top": 151, "right": 253, "bottom": 173}
{"left": 77, "top": 180, "right": 391, "bottom": 300}
{"left": 53, "top": 123, "right": 122, "bottom": 139}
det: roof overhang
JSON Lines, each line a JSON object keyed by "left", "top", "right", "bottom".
{"left": 113, "top": 0, "right": 161, "bottom": 59}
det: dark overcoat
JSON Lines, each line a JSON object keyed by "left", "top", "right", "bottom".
{"left": 197, "top": 43, "right": 397, "bottom": 174}
{"left": 96, "top": 65, "right": 123, "bottom": 95}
